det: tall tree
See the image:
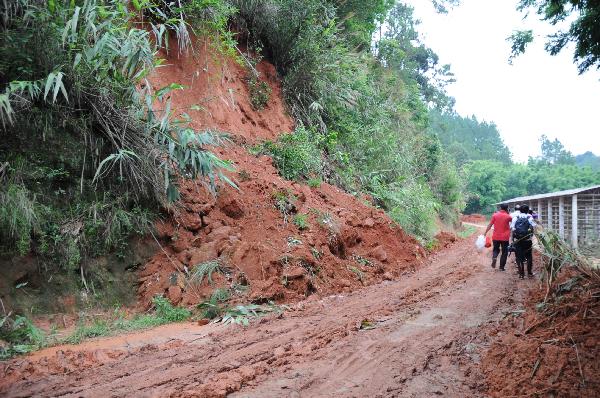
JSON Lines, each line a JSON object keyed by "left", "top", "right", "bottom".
{"left": 508, "top": 0, "right": 600, "bottom": 73}
{"left": 533, "top": 134, "right": 575, "bottom": 165}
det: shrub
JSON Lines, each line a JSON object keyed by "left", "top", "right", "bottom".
{"left": 261, "top": 126, "right": 323, "bottom": 181}
{"left": 293, "top": 213, "right": 309, "bottom": 230}
{"left": 248, "top": 76, "right": 272, "bottom": 110}
{"left": 0, "top": 315, "right": 46, "bottom": 359}
{"left": 0, "top": 182, "right": 38, "bottom": 255}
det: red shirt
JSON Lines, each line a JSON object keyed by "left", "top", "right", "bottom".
{"left": 490, "top": 210, "right": 512, "bottom": 241}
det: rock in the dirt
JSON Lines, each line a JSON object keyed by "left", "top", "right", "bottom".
{"left": 285, "top": 266, "right": 307, "bottom": 280}
{"left": 180, "top": 212, "right": 202, "bottom": 232}
{"left": 189, "top": 242, "right": 218, "bottom": 265}
{"left": 383, "top": 272, "right": 394, "bottom": 281}
{"left": 167, "top": 285, "right": 182, "bottom": 304}
{"left": 369, "top": 245, "right": 388, "bottom": 262}
{"left": 338, "top": 279, "right": 352, "bottom": 288}
{"left": 171, "top": 229, "right": 194, "bottom": 253}
{"left": 207, "top": 226, "right": 233, "bottom": 243}
{"left": 362, "top": 217, "right": 375, "bottom": 228}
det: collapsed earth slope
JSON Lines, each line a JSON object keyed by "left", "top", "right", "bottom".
{"left": 137, "top": 42, "right": 424, "bottom": 307}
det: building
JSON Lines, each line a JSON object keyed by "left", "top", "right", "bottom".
{"left": 498, "top": 185, "right": 600, "bottom": 248}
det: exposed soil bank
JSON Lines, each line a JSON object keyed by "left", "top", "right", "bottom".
{"left": 139, "top": 43, "right": 424, "bottom": 308}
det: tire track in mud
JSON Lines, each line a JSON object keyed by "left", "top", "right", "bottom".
{"left": 1, "top": 237, "right": 525, "bottom": 398}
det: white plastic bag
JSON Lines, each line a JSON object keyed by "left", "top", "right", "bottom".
{"left": 475, "top": 235, "right": 485, "bottom": 251}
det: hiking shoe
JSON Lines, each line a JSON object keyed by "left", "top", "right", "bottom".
{"left": 491, "top": 258, "right": 497, "bottom": 269}
{"left": 499, "top": 267, "right": 505, "bottom": 271}
{"left": 519, "top": 275, "right": 525, "bottom": 280}
{"left": 527, "top": 273, "right": 534, "bottom": 278}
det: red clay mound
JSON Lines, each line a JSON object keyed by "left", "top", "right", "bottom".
{"left": 138, "top": 42, "right": 424, "bottom": 307}
{"left": 148, "top": 41, "right": 294, "bottom": 142}
{"left": 482, "top": 271, "right": 600, "bottom": 397}
{"left": 433, "top": 231, "right": 457, "bottom": 250}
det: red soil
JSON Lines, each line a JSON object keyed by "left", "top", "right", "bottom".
{"left": 138, "top": 41, "right": 424, "bottom": 308}
{"left": 462, "top": 214, "right": 488, "bottom": 224}
{"left": 482, "top": 270, "right": 600, "bottom": 397}
{"left": 433, "top": 231, "right": 458, "bottom": 250}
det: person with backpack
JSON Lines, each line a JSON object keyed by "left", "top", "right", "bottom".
{"left": 511, "top": 204, "right": 537, "bottom": 279}
{"left": 484, "top": 203, "right": 512, "bottom": 271}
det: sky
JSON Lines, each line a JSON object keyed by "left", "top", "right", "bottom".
{"left": 405, "top": 0, "right": 600, "bottom": 163}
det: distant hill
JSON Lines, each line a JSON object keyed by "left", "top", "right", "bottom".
{"left": 575, "top": 151, "right": 600, "bottom": 170}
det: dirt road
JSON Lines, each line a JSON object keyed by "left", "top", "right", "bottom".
{"left": 1, "top": 234, "right": 530, "bottom": 397}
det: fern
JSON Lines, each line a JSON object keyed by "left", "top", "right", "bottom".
{"left": 190, "top": 260, "right": 223, "bottom": 285}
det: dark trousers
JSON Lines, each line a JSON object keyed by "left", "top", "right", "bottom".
{"left": 514, "top": 238, "right": 533, "bottom": 277}
{"left": 492, "top": 240, "right": 509, "bottom": 270}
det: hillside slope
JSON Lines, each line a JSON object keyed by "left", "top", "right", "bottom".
{"left": 137, "top": 44, "right": 425, "bottom": 307}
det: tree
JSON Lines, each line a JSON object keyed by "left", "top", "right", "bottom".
{"left": 376, "top": 3, "right": 455, "bottom": 109}
{"left": 427, "top": 109, "right": 512, "bottom": 165}
{"left": 508, "top": 0, "right": 600, "bottom": 73}
{"left": 534, "top": 135, "right": 575, "bottom": 165}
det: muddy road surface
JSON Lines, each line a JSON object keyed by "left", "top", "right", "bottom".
{"left": 1, "top": 234, "right": 529, "bottom": 397}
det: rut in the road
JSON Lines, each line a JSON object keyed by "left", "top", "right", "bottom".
{"left": 1, "top": 237, "right": 525, "bottom": 398}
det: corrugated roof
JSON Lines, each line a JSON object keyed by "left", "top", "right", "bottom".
{"left": 497, "top": 184, "right": 600, "bottom": 204}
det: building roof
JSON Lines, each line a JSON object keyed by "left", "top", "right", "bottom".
{"left": 497, "top": 184, "right": 600, "bottom": 205}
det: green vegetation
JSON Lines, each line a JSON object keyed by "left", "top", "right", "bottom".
{"left": 0, "top": 296, "right": 191, "bottom": 358}
{"left": 238, "top": 1, "right": 465, "bottom": 242}
{"left": 509, "top": 0, "right": 600, "bottom": 73}
{"left": 457, "top": 225, "right": 477, "bottom": 239}
{"left": 0, "top": 0, "right": 234, "bottom": 312}
{"left": 456, "top": 136, "right": 600, "bottom": 214}
{"left": 190, "top": 260, "right": 226, "bottom": 285}
{"left": 293, "top": 214, "right": 310, "bottom": 230}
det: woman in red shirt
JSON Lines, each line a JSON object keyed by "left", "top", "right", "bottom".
{"left": 484, "top": 203, "right": 513, "bottom": 271}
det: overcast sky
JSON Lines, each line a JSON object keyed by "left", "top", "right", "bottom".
{"left": 405, "top": 0, "right": 600, "bottom": 163}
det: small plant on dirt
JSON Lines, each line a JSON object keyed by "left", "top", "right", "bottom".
{"left": 352, "top": 254, "right": 372, "bottom": 266}
{"left": 300, "top": 259, "right": 320, "bottom": 278}
{"left": 425, "top": 239, "right": 439, "bottom": 252}
{"left": 0, "top": 314, "right": 46, "bottom": 359}
{"left": 311, "top": 247, "right": 322, "bottom": 260}
{"left": 198, "top": 288, "right": 231, "bottom": 319}
{"left": 220, "top": 303, "right": 286, "bottom": 326}
{"left": 348, "top": 266, "right": 364, "bottom": 282}
{"left": 293, "top": 214, "right": 309, "bottom": 230}
{"left": 272, "top": 190, "right": 297, "bottom": 223}
{"left": 307, "top": 177, "right": 322, "bottom": 188}
{"left": 287, "top": 236, "right": 303, "bottom": 248}
{"left": 189, "top": 260, "right": 225, "bottom": 285}
{"left": 153, "top": 296, "right": 191, "bottom": 322}
{"left": 238, "top": 170, "right": 251, "bottom": 182}
{"left": 248, "top": 76, "right": 272, "bottom": 110}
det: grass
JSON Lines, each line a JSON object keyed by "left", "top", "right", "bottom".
{"left": 1, "top": 296, "right": 191, "bottom": 357}
{"left": 457, "top": 225, "right": 477, "bottom": 239}
{"left": 307, "top": 178, "right": 321, "bottom": 188}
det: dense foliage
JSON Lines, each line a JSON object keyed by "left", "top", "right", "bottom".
{"left": 428, "top": 109, "right": 512, "bottom": 166}
{"left": 0, "top": 0, "right": 232, "bottom": 306}
{"left": 461, "top": 137, "right": 600, "bottom": 214}
{"left": 234, "top": 0, "right": 465, "bottom": 241}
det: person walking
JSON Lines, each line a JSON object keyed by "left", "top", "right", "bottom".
{"left": 511, "top": 204, "right": 537, "bottom": 279}
{"left": 484, "top": 203, "right": 512, "bottom": 271}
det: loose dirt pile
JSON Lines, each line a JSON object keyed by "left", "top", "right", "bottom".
{"left": 138, "top": 43, "right": 424, "bottom": 308}
{"left": 482, "top": 270, "right": 600, "bottom": 397}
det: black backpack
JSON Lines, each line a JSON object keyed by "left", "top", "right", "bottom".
{"left": 513, "top": 217, "right": 532, "bottom": 239}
